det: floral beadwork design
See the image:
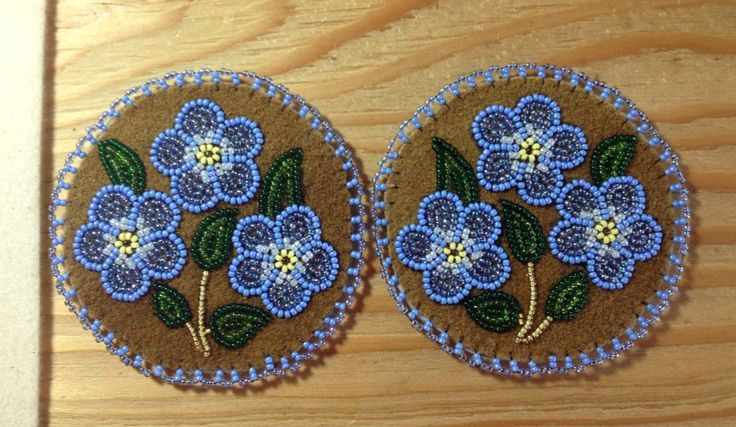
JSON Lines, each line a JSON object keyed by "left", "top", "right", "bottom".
{"left": 73, "top": 184, "right": 187, "bottom": 301}
{"left": 228, "top": 206, "right": 339, "bottom": 318}
{"left": 549, "top": 176, "right": 663, "bottom": 289}
{"left": 392, "top": 131, "right": 664, "bottom": 345}
{"left": 472, "top": 94, "right": 588, "bottom": 206}
{"left": 395, "top": 191, "right": 511, "bottom": 304}
{"left": 150, "top": 99, "right": 263, "bottom": 213}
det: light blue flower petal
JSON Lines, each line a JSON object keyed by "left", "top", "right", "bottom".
{"left": 618, "top": 213, "right": 663, "bottom": 261}
{"left": 150, "top": 129, "right": 197, "bottom": 177}
{"left": 212, "top": 159, "right": 260, "bottom": 205}
{"left": 460, "top": 202, "right": 502, "bottom": 246}
{"left": 540, "top": 124, "right": 587, "bottom": 170}
{"left": 514, "top": 94, "right": 561, "bottom": 136}
{"left": 274, "top": 205, "right": 321, "bottom": 246}
{"left": 423, "top": 262, "right": 471, "bottom": 305}
{"left": 600, "top": 176, "right": 646, "bottom": 219}
{"left": 418, "top": 191, "right": 464, "bottom": 241}
{"left": 517, "top": 166, "right": 563, "bottom": 206}
{"left": 461, "top": 244, "right": 511, "bottom": 290}
{"left": 228, "top": 252, "right": 275, "bottom": 297}
{"left": 476, "top": 145, "right": 523, "bottom": 192}
{"left": 232, "top": 215, "right": 276, "bottom": 254}
{"left": 556, "top": 179, "right": 607, "bottom": 220}
{"left": 294, "top": 241, "right": 339, "bottom": 292}
{"left": 171, "top": 166, "right": 219, "bottom": 213}
{"left": 131, "top": 190, "right": 181, "bottom": 235}
{"left": 101, "top": 257, "right": 150, "bottom": 302}
{"left": 73, "top": 222, "right": 118, "bottom": 272}
{"left": 395, "top": 224, "right": 444, "bottom": 271}
{"left": 217, "top": 116, "right": 264, "bottom": 159}
{"left": 133, "top": 232, "right": 187, "bottom": 281}
{"left": 262, "top": 272, "right": 312, "bottom": 318}
{"left": 87, "top": 184, "right": 136, "bottom": 228}
{"left": 549, "top": 218, "right": 599, "bottom": 264}
{"left": 587, "top": 249, "right": 635, "bottom": 290}
{"left": 471, "top": 105, "right": 521, "bottom": 149}
{"left": 174, "top": 99, "right": 224, "bottom": 138}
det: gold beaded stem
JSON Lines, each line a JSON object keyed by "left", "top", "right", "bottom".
{"left": 515, "top": 262, "right": 538, "bottom": 343}
{"left": 517, "top": 316, "right": 553, "bottom": 344}
{"left": 197, "top": 270, "right": 212, "bottom": 357}
{"left": 185, "top": 321, "right": 202, "bottom": 352}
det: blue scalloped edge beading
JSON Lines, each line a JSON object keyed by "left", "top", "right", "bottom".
{"left": 370, "top": 63, "right": 691, "bottom": 376}
{"left": 48, "top": 69, "right": 367, "bottom": 386}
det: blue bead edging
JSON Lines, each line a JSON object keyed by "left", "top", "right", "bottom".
{"left": 48, "top": 69, "right": 367, "bottom": 387}
{"left": 370, "top": 63, "right": 691, "bottom": 376}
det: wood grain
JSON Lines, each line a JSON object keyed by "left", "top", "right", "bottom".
{"left": 42, "top": 0, "right": 736, "bottom": 425}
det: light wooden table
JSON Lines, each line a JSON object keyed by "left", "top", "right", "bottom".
{"left": 43, "top": 0, "right": 736, "bottom": 425}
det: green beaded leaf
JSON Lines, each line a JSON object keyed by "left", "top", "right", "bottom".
{"left": 191, "top": 208, "right": 238, "bottom": 271}
{"left": 210, "top": 303, "right": 272, "bottom": 349}
{"left": 432, "top": 137, "right": 480, "bottom": 204}
{"left": 590, "top": 134, "right": 637, "bottom": 185}
{"left": 151, "top": 283, "right": 192, "bottom": 329}
{"left": 464, "top": 291, "right": 522, "bottom": 333}
{"left": 259, "top": 148, "right": 304, "bottom": 219}
{"left": 500, "top": 200, "right": 545, "bottom": 264}
{"left": 97, "top": 139, "right": 146, "bottom": 194}
{"left": 545, "top": 271, "right": 589, "bottom": 321}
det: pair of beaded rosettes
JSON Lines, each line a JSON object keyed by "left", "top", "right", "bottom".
{"left": 50, "top": 65, "right": 688, "bottom": 385}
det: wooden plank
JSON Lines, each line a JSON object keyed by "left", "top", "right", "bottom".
{"left": 43, "top": 0, "right": 736, "bottom": 425}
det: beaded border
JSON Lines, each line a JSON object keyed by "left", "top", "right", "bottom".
{"left": 48, "top": 69, "right": 367, "bottom": 386}
{"left": 370, "top": 63, "right": 691, "bottom": 376}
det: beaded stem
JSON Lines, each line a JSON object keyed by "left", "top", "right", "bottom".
{"left": 515, "top": 263, "right": 538, "bottom": 343}
{"left": 517, "top": 316, "right": 553, "bottom": 344}
{"left": 197, "top": 270, "right": 211, "bottom": 357}
{"left": 185, "top": 321, "right": 202, "bottom": 352}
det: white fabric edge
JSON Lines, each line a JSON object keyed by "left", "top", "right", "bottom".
{"left": 0, "top": 0, "right": 45, "bottom": 424}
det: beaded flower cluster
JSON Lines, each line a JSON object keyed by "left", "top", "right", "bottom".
{"left": 73, "top": 184, "right": 187, "bottom": 301}
{"left": 229, "top": 206, "right": 339, "bottom": 318}
{"left": 72, "top": 94, "right": 342, "bottom": 358}
{"left": 549, "top": 176, "right": 663, "bottom": 289}
{"left": 391, "top": 89, "right": 666, "bottom": 350}
{"left": 150, "top": 98, "right": 263, "bottom": 213}
{"left": 473, "top": 94, "right": 588, "bottom": 206}
{"left": 395, "top": 191, "right": 511, "bottom": 304}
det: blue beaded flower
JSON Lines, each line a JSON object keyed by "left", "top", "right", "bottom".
{"left": 73, "top": 184, "right": 187, "bottom": 302}
{"left": 150, "top": 98, "right": 263, "bottom": 213}
{"left": 395, "top": 191, "right": 511, "bottom": 304}
{"left": 548, "top": 176, "right": 663, "bottom": 290}
{"left": 228, "top": 205, "right": 339, "bottom": 318}
{"left": 472, "top": 94, "right": 588, "bottom": 206}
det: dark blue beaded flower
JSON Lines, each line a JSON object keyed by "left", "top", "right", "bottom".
{"left": 228, "top": 205, "right": 339, "bottom": 318}
{"left": 150, "top": 99, "right": 263, "bottom": 213}
{"left": 73, "top": 184, "right": 187, "bottom": 302}
{"left": 395, "top": 191, "right": 511, "bottom": 304}
{"left": 548, "top": 176, "right": 663, "bottom": 290}
{"left": 472, "top": 94, "right": 588, "bottom": 206}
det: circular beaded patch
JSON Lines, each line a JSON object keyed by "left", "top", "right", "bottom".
{"left": 372, "top": 64, "right": 690, "bottom": 375}
{"left": 49, "top": 70, "right": 366, "bottom": 385}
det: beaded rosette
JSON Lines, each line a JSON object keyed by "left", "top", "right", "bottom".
{"left": 372, "top": 64, "right": 690, "bottom": 375}
{"left": 49, "top": 70, "right": 366, "bottom": 385}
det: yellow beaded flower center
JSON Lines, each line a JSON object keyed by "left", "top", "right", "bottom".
{"left": 274, "top": 249, "right": 298, "bottom": 273}
{"left": 443, "top": 242, "right": 467, "bottom": 264}
{"left": 595, "top": 220, "right": 619, "bottom": 244}
{"left": 518, "top": 137, "right": 541, "bottom": 163}
{"left": 114, "top": 231, "right": 140, "bottom": 255}
{"left": 195, "top": 143, "right": 221, "bottom": 165}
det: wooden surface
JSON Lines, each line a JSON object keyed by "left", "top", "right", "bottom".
{"left": 43, "top": 0, "right": 736, "bottom": 425}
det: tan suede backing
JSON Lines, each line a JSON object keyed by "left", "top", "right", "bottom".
{"left": 62, "top": 84, "right": 352, "bottom": 371}
{"left": 384, "top": 77, "right": 674, "bottom": 362}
